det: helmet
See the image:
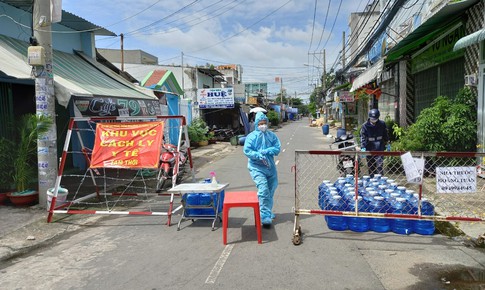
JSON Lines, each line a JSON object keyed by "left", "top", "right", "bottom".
{"left": 368, "top": 108, "right": 380, "bottom": 120}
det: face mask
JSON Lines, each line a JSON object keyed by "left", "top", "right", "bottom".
{"left": 258, "top": 124, "right": 268, "bottom": 132}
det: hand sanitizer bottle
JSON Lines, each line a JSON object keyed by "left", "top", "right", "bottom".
{"left": 210, "top": 171, "right": 217, "bottom": 187}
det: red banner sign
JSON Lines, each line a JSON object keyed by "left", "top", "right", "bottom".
{"left": 90, "top": 122, "right": 164, "bottom": 169}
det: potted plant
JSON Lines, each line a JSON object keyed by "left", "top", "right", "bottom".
{"left": 0, "top": 137, "right": 15, "bottom": 204}
{"left": 7, "top": 114, "right": 52, "bottom": 206}
{"left": 187, "top": 118, "right": 209, "bottom": 147}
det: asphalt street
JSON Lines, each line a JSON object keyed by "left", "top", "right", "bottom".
{"left": 1, "top": 119, "right": 485, "bottom": 290}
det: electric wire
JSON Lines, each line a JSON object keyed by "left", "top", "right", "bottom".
{"left": 123, "top": 0, "right": 200, "bottom": 36}
{"left": 307, "top": 0, "right": 318, "bottom": 53}
{"left": 187, "top": 0, "right": 292, "bottom": 54}
{"left": 133, "top": 0, "right": 242, "bottom": 37}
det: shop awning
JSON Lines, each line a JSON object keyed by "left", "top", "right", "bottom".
{"left": 350, "top": 59, "right": 384, "bottom": 92}
{"left": 0, "top": 35, "right": 157, "bottom": 107}
{"left": 453, "top": 28, "right": 485, "bottom": 51}
{"left": 386, "top": 0, "right": 479, "bottom": 63}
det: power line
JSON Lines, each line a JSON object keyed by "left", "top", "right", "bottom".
{"left": 307, "top": 0, "right": 318, "bottom": 53}
{"left": 314, "top": 0, "right": 331, "bottom": 53}
{"left": 123, "top": 0, "right": 200, "bottom": 36}
{"left": 187, "top": 0, "right": 292, "bottom": 53}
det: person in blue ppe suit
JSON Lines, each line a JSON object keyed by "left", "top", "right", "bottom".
{"left": 360, "top": 108, "right": 389, "bottom": 178}
{"left": 243, "top": 111, "right": 281, "bottom": 227}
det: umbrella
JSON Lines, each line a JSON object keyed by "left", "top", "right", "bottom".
{"left": 249, "top": 107, "right": 267, "bottom": 113}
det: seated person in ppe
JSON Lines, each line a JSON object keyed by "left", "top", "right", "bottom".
{"left": 360, "top": 108, "right": 389, "bottom": 178}
{"left": 243, "top": 111, "right": 281, "bottom": 227}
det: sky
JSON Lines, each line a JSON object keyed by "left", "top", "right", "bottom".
{"left": 62, "top": 0, "right": 370, "bottom": 100}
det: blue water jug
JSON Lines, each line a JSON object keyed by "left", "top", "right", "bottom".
{"left": 391, "top": 198, "right": 414, "bottom": 235}
{"left": 322, "top": 124, "right": 330, "bottom": 135}
{"left": 334, "top": 177, "right": 345, "bottom": 187}
{"left": 368, "top": 196, "right": 390, "bottom": 232}
{"left": 383, "top": 189, "right": 394, "bottom": 199}
{"left": 197, "top": 193, "right": 214, "bottom": 215}
{"left": 364, "top": 190, "right": 378, "bottom": 204}
{"left": 346, "top": 196, "right": 369, "bottom": 232}
{"left": 379, "top": 176, "right": 388, "bottom": 185}
{"left": 325, "top": 195, "right": 348, "bottom": 231}
{"left": 387, "top": 192, "right": 401, "bottom": 206}
{"left": 362, "top": 175, "right": 371, "bottom": 188}
{"left": 413, "top": 198, "right": 435, "bottom": 235}
{"left": 342, "top": 185, "right": 357, "bottom": 204}
{"left": 345, "top": 174, "right": 354, "bottom": 185}
{"left": 377, "top": 185, "right": 388, "bottom": 197}
{"left": 396, "top": 186, "right": 407, "bottom": 196}
{"left": 184, "top": 193, "right": 200, "bottom": 216}
{"left": 335, "top": 179, "right": 347, "bottom": 195}
{"left": 323, "top": 190, "right": 339, "bottom": 221}
{"left": 402, "top": 190, "right": 414, "bottom": 201}
{"left": 373, "top": 174, "right": 382, "bottom": 181}
{"left": 318, "top": 181, "right": 332, "bottom": 210}
{"left": 388, "top": 183, "right": 398, "bottom": 191}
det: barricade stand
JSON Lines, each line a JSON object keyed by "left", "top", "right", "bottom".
{"left": 47, "top": 115, "right": 195, "bottom": 225}
{"left": 292, "top": 150, "right": 485, "bottom": 245}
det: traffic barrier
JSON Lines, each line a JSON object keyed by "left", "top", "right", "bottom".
{"left": 292, "top": 150, "right": 485, "bottom": 245}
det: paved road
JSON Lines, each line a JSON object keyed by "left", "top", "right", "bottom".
{"left": 1, "top": 120, "right": 485, "bottom": 289}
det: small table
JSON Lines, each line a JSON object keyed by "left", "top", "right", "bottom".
{"left": 168, "top": 183, "right": 229, "bottom": 230}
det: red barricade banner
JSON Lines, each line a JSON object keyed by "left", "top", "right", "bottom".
{"left": 90, "top": 121, "right": 164, "bottom": 169}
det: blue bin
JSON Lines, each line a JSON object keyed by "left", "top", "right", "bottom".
{"left": 337, "top": 128, "right": 346, "bottom": 138}
{"left": 238, "top": 136, "right": 246, "bottom": 145}
{"left": 322, "top": 124, "right": 329, "bottom": 135}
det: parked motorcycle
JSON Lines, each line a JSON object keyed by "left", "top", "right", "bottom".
{"left": 332, "top": 133, "right": 357, "bottom": 176}
{"left": 156, "top": 141, "right": 188, "bottom": 192}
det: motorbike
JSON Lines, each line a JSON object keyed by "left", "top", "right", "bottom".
{"left": 331, "top": 133, "right": 357, "bottom": 176}
{"left": 156, "top": 141, "right": 189, "bottom": 192}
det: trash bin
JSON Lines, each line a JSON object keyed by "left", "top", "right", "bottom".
{"left": 47, "top": 187, "right": 69, "bottom": 209}
{"left": 322, "top": 124, "right": 329, "bottom": 135}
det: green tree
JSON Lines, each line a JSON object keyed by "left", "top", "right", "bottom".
{"left": 392, "top": 87, "right": 477, "bottom": 152}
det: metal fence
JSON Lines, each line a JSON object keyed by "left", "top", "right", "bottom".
{"left": 292, "top": 150, "right": 485, "bottom": 245}
{"left": 47, "top": 115, "right": 195, "bottom": 225}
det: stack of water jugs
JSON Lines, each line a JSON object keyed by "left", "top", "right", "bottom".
{"left": 318, "top": 174, "right": 435, "bottom": 235}
{"left": 183, "top": 177, "right": 225, "bottom": 216}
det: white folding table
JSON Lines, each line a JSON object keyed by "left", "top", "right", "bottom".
{"left": 168, "top": 183, "right": 229, "bottom": 230}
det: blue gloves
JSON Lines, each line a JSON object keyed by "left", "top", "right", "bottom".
{"left": 361, "top": 147, "right": 366, "bottom": 152}
{"left": 386, "top": 144, "right": 391, "bottom": 151}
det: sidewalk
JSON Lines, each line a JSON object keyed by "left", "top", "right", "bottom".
{"left": 0, "top": 141, "right": 236, "bottom": 262}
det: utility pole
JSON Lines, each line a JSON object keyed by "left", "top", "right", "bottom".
{"left": 341, "top": 31, "right": 346, "bottom": 130}
{"left": 323, "top": 49, "right": 327, "bottom": 123}
{"left": 181, "top": 51, "right": 184, "bottom": 97}
{"left": 34, "top": 0, "right": 57, "bottom": 208}
{"left": 120, "top": 33, "right": 124, "bottom": 72}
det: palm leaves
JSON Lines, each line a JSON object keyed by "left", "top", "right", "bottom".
{"left": 13, "top": 114, "right": 52, "bottom": 192}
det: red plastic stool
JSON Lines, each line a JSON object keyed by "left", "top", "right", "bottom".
{"left": 222, "top": 191, "right": 262, "bottom": 244}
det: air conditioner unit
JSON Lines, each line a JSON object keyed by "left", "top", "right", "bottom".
{"left": 465, "top": 74, "right": 477, "bottom": 86}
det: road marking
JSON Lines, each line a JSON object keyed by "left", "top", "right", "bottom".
{"left": 275, "top": 160, "right": 280, "bottom": 165}
{"left": 205, "top": 244, "right": 235, "bottom": 284}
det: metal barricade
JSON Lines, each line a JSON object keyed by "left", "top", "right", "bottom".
{"left": 292, "top": 150, "right": 485, "bottom": 245}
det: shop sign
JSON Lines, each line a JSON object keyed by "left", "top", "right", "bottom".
{"left": 411, "top": 24, "right": 465, "bottom": 74}
{"left": 436, "top": 167, "right": 476, "bottom": 193}
{"left": 368, "top": 32, "right": 387, "bottom": 64}
{"left": 338, "top": 91, "right": 354, "bottom": 103}
{"left": 197, "top": 88, "right": 235, "bottom": 109}
{"left": 73, "top": 95, "right": 162, "bottom": 117}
